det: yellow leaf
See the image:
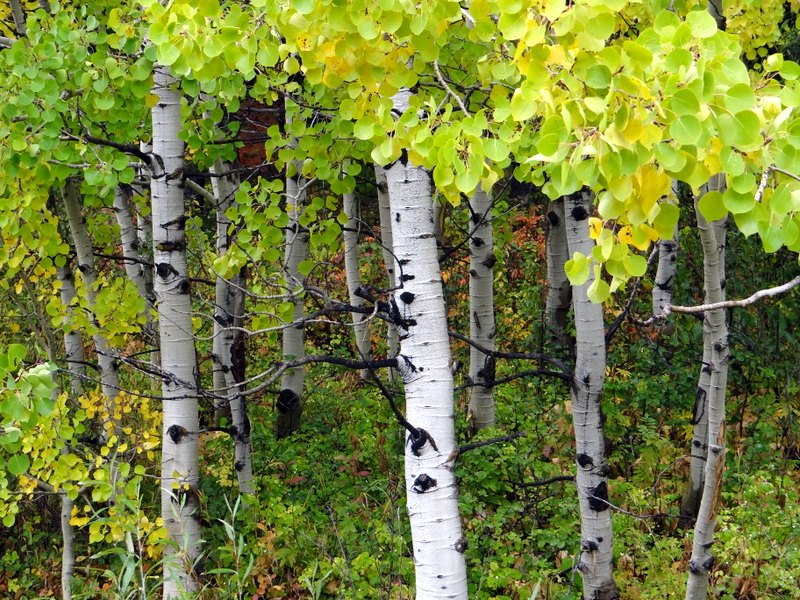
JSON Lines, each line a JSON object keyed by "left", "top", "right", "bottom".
{"left": 145, "top": 94, "right": 160, "bottom": 108}
{"left": 588, "top": 217, "right": 603, "bottom": 239}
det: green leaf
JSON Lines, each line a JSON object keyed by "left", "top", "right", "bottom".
{"left": 585, "top": 65, "right": 611, "bottom": 90}
{"left": 697, "top": 190, "right": 727, "bottom": 221}
{"left": 565, "top": 253, "right": 590, "bottom": 285}
{"left": 723, "top": 187, "right": 755, "bottom": 214}
{"left": 510, "top": 88, "right": 536, "bottom": 121}
{"left": 455, "top": 170, "right": 480, "bottom": 194}
{"left": 686, "top": 10, "right": 718, "bottom": 39}
{"left": 587, "top": 266, "right": 611, "bottom": 303}
{"left": 670, "top": 89, "right": 699, "bottom": 117}
{"left": 652, "top": 202, "right": 680, "bottom": 238}
{"left": 757, "top": 221, "right": 783, "bottom": 253}
{"left": 669, "top": 115, "right": 702, "bottom": 146}
{"left": 724, "top": 83, "right": 756, "bottom": 113}
{"left": 768, "top": 184, "right": 793, "bottom": 215}
{"left": 484, "top": 138, "right": 509, "bottom": 162}
{"left": 624, "top": 253, "right": 647, "bottom": 277}
{"left": 7, "top": 454, "right": 30, "bottom": 476}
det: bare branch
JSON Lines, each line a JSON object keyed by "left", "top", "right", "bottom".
{"left": 667, "top": 274, "right": 800, "bottom": 314}
{"left": 458, "top": 431, "right": 526, "bottom": 456}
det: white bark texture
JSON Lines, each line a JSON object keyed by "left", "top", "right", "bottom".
{"left": 61, "top": 179, "right": 121, "bottom": 416}
{"left": 150, "top": 66, "right": 202, "bottom": 599}
{"left": 56, "top": 263, "right": 82, "bottom": 600}
{"left": 343, "top": 191, "right": 372, "bottom": 376}
{"left": 113, "top": 186, "right": 152, "bottom": 306}
{"left": 375, "top": 165, "right": 399, "bottom": 382}
{"left": 276, "top": 159, "right": 309, "bottom": 438}
{"left": 564, "top": 189, "right": 619, "bottom": 600}
{"left": 210, "top": 158, "right": 253, "bottom": 494}
{"left": 653, "top": 233, "right": 678, "bottom": 318}
{"left": 545, "top": 197, "right": 572, "bottom": 350}
{"left": 681, "top": 176, "right": 727, "bottom": 521}
{"left": 467, "top": 188, "right": 496, "bottom": 430}
{"left": 684, "top": 178, "right": 730, "bottom": 600}
{"left": 386, "top": 88, "right": 468, "bottom": 600}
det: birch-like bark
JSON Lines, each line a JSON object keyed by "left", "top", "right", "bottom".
{"left": 151, "top": 66, "right": 201, "bottom": 599}
{"left": 467, "top": 188, "right": 496, "bottom": 430}
{"left": 653, "top": 183, "right": 680, "bottom": 320}
{"left": 684, "top": 179, "right": 730, "bottom": 600}
{"left": 653, "top": 234, "right": 678, "bottom": 318}
{"left": 545, "top": 198, "right": 572, "bottom": 351}
{"left": 61, "top": 179, "right": 121, "bottom": 418}
{"left": 61, "top": 180, "right": 123, "bottom": 515}
{"left": 564, "top": 189, "right": 619, "bottom": 600}
{"left": 56, "top": 261, "right": 83, "bottom": 600}
{"left": 375, "top": 166, "right": 399, "bottom": 382}
{"left": 276, "top": 156, "right": 309, "bottom": 438}
{"left": 113, "top": 186, "right": 152, "bottom": 306}
{"left": 343, "top": 191, "right": 372, "bottom": 377}
{"left": 208, "top": 158, "right": 252, "bottom": 493}
{"left": 681, "top": 176, "right": 727, "bottom": 521}
{"left": 386, "top": 88, "right": 468, "bottom": 600}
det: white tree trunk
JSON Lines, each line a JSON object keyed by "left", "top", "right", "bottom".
{"left": 56, "top": 261, "right": 82, "bottom": 600}
{"left": 467, "top": 188, "right": 496, "bottom": 431}
{"left": 684, "top": 178, "right": 729, "bottom": 600}
{"left": 386, "top": 88, "right": 468, "bottom": 600}
{"left": 150, "top": 66, "right": 202, "bottom": 600}
{"left": 209, "top": 158, "right": 253, "bottom": 494}
{"left": 545, "top": 198, "right": 572, "bottom": 351}
{"left": 276, "top": 156, "right": 309, "bottom": 438}
{"left": 681, "top": 176, "right": 726, "bottom": 521}
{"left": 61, "top": 179, "right": 121, "bottom": 417}
{"left": 564, "top": 189, "right": 619, "bottom": 600}
{"left": 375, "top": 165, "right": 399, "bottom": 382}
{"left": 343, "top": 191, "right": 372, "bottom": 377}
{"left": 113, "top": 186, "right": 152, "bottom": 306}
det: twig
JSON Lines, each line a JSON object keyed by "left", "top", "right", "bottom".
{"left": 510, "top": 475, "right": 575, "bottom": 488}
{"left": 433, "top": 60, "right": 469, "bottom": 114}
{"left": 666, "top": 274, "right": 800, "bottom": 314}
{"left": 458, "top": 431, "right": 526, "bottom": 456}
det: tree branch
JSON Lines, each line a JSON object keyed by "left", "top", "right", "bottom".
{"left": 666, "top": 274, "right": 800, "bottom": 314}
{"left": 449, "top": 331, "right": 573, "bottom": 380}
{"left": 457, "top": 431, "right": 526, "bottom": 456}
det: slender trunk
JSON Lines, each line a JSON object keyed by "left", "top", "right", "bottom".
{"left": 343, "top": 191, "right": 372, "bottom": 377}
{"left": 545, "top": 198, "right": 573, "bottom": 351}
{"left": 684, "top": 180, "right": 729, "bottom": 600}
{"left": 564, "top": 189, "right": 619, "bottom": 600}
{"left": 276, "top": 153, "right": 308, "bottom": 438}
{"left": 209, "top": 158, "right": 253, "bottom": 493}
{"left": 61, "top": 179, "right": 121, "bottom": 416}
{"left": 653, "top": 234, "right": 678, "bottom": 319}
{"left": 467, "top": 188, "right": 496, "bottom": 431}
{"left": 113, "top": 186, "right": 152, "bottom": 306}
{"left": 151, "top": 66, "right": 201, "bottom": 599}
{"left": 375, "top": 166, "right": 399, "bottom": 382}
{"left": 386, "top": 88, "right": 468, "bottom": 600}
{"left": 681, "top": 177, "right": 727, "bottom": 520}
{"left": 56, "top": 260, "right": 83, "bottom": 600}
{"left": 61, "top": 179, "right": 123, "bottom": 505}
